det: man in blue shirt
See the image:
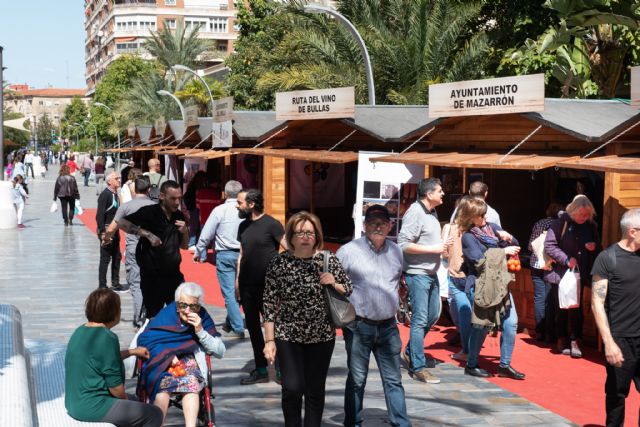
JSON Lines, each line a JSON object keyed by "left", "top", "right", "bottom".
{"left": 194, "top": 180, "right": 245, "bottom": 339}
{"left": 337, "top": 205, "right": 411, "bottom": 427}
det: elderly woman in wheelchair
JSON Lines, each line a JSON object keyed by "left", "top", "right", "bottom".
{"left": 137, "top": 282, "right": 225, "bottom": 427}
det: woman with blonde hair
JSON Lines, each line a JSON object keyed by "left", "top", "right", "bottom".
{"left": 544, "top": 194, "right": 601, "bottom": 358}
{"left": 263, "top": 211, "right": 352, "bottom": 427}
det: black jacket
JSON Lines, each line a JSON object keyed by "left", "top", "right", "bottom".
{"left": 96, "top": 188, "right": 119, "bottom": 232}
{"left": 53, "top": 175, "right": 79, "bottom": 201}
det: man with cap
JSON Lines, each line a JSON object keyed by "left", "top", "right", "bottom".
{"left": 337, "top": 205, "right": 411, "bottom": 427}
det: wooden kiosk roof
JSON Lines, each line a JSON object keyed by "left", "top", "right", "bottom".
{"left": 370, "top": 152, "right": 577, "bottom": 170}
{"left": 180, "top": 150, "right": 236, "bottom": 160}
{"left": 231, "top": 147, "right": 358, "bottom": 164}
{"left": 557, "top": 155, "right": 640, "bottom": 174}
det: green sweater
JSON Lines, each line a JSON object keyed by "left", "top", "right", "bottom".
{"left": 64, "top": 325, "right": 124, "bottom": 421}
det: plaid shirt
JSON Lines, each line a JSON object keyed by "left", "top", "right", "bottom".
{"left": 528, "top": 217, "right": 554, "bottom": 269}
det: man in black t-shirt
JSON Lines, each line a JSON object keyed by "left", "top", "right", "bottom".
{"left": 117, "top": 180, "right": 189, "bottom": 318}
{"left": 591, "top": 208, "right": 640, "bottom": 427}
{"left": 235, "top": 189, "right": 285, "bottom": 385}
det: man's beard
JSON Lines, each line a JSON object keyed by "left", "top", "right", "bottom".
{"left": 238, "top": 208, "right": 251, "bottom": 219}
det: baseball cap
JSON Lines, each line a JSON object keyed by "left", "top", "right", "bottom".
{"left": 365, "top": 205, "right": 391, "bottom": 222}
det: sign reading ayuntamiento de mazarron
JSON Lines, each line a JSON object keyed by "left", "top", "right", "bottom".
{"left": 276, "top": 87, "right": 355, "bottom": 120}
{"left": 428, "top": 74, "right": 545, "bottom": 118}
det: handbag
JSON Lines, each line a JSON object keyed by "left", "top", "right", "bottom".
{"left": 530, "top": 230, "right": 553, "bottom": 270}
{"left": 50, "top": 201, "right": 58, "bottom": 213}
{"left": 321, "top": 250, "right": 356, "bottom": 327}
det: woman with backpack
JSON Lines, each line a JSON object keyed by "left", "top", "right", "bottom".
{"left": 544, "top": 195, "right": 601, "bottom": 358}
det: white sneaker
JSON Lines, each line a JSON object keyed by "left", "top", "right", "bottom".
{"left": 188, "top": 246, "right": 196, "bottom": 252}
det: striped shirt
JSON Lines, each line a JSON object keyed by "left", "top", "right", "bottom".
{"left": 336, "top": 236, "right": 403, "bottom": 321}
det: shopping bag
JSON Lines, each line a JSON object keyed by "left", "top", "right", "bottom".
{"left": 558, "top": 267, "right": 580, "bottom": 309}
{"left": 74, "top": 200, "right": 84, "bottom": 215}
{"left": 437, "top": 260, "right": 449, "bottom": 298}
{"left": 50, "top": 201, "right": 58, "bottom": 213}
{"left": 89, "top": 171, "right": 96, "bottom": 182}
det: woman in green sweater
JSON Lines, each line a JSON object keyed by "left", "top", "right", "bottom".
{"left": 65, "top": 289, "right": 163, "bottom": 426}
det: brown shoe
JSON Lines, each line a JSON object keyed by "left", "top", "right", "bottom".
{"left": 412, "top": 369, "right": 441, "bottom": 384}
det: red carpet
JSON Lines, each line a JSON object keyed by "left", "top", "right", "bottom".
{"left": 78, "top": 208, "right": 638, "bottom": 426}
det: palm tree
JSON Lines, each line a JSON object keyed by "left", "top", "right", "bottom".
{"left": 143, "top": 18, "right": 208, "bottom": 74}
{"left": 256, "top": 0, "right": 489, "bottom": 105}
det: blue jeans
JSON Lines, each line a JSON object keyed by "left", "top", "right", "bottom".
{"left": 467, "top": 291, "right": 518, "bottom": 368}
{"left": 215, "top": 250, "right": 244, "bottom": 333}
{"left": 530, "top": 268, "right": 551, "bottom": 334}
{"left": 404, "top": 273, "right": 441, "bottom": 372}
{"left": 344, "top": 319, "right": 410, "bottom": 427}
{"left": 448, "top": 277, "right": 471, "bottom": 354}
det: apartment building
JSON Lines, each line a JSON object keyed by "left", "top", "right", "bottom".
{"left": 4, "top": 87, "right": 90, "bottom": 126}
{"left": 84, "top": 0, "right": 238, "bottom": 95}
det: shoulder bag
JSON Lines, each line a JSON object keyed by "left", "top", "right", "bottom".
{"left": 321, "top": 250, "right": 356, "bottom": 327}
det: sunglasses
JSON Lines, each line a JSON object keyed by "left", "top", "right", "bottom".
{"left": 293, "top": 231, "right": 316, "bottom": 238}
{"left": 177, "top": 301, "right": 201, "bottom": 311}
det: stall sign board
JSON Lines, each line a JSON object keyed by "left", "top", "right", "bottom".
{"left": 276, "top": 87, "right": 355, "bottom": 120}
{"left": 631, "top": 66, "right": 640, "bottom": 107}
{"left": 127, "top": 123, "right": 136, "bottom": 137}
{"left": 155, "top": 116, "right": 166, "bottom": 134}
{"left": 213, "top": 97, "right": 234, "bottom": 123}
{"left": 185, "top": 105, "right": 199, "bottom": 127}
{"left": 429, "top": 74, "right": 545, "bottom": 118}
{"left": 212, "top": 120, "right": 233, "bottom": 148}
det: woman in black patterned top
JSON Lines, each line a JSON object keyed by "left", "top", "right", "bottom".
{"left": 263, "top": 211, "right": 352, "bottom": 427}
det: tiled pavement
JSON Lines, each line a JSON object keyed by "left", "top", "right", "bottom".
{"left": 0, "top": 169, "right": 575, "bottom": 426}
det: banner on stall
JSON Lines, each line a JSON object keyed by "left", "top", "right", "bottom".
{"left": 185, "top": 105, "right": 199, "bottom": 127}
{"left": 631, "top": 66, "right": 640, "bottom": 107}
{"left": 429, "top": 74, "right": 545, "bottom": 118}
{"left": 155, "top": 116, "right": 166, "bottom": 135}
{"left": 213, "top": 97, "right": 234, "bottom": 123}
{"left": 127, "top": 123, "right": 136, "bottom": 137}
{"left": 183, "top": 157, "right": 207, "bottom": 193}
{"left": 276, "top": 86, "right": 355, "bottom": 120}
{"left": 212, "top": 120, "right": 233, "bottom": 148}
{"left": 354, "top": 152, "right": 425, "bottom": 240}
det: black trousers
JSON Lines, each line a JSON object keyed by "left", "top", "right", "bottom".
{"left": 140, "top": 267, "right": 184, "bottom": 318}
{"left": 276, "top": 339, "right": 335, "bottom": 427}
{"left": 549, "top": 282, "right": 584, "bottom": 341}
{"left": 605, "top": 336, "right": 640, "bottom": 427}
{"left": 240, "top": 284, "right": 268, "bottom": 370}
{"left": 59, "top": 197, "right": 75, "bottom": 223}
{"left": 99, "top": 233, "right": 121, "bottom": 288}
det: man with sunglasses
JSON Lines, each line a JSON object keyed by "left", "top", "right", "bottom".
{"left": 337, "top": 205, "right": 411, "bottom": 427}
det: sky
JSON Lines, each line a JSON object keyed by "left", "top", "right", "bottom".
{"left": 0, "top": 1, "right": 87, "bottom": 89}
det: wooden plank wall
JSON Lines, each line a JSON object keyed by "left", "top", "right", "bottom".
{"left": 262, "top": 155, "right": 287, "bottom": 226}
{"left": 602, "top": 172, "right": 640, "bottom": 247}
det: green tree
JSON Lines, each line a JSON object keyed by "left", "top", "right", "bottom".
{"left": 175, "top": 75, "right": 226, "bottom": 115}
{"left": 35, "top": 114, "right": 56, "bottom": 147}
{"left": 144, "top": 19, "right": 207, "bottom": 74}
{"left": 225, "top": 0, "right": 289, "bottom": 110}
{"left": 62, "top": 97, "right": 89, "bottom": 140}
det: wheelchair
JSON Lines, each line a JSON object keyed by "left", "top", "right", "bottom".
{"left": 135, "top": 354, "right": 216, "bottom": 427}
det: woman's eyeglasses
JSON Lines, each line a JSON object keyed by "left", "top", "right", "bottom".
{"left": 177, "top": 302, "right": 201, "bottom": 311}
{"left": 293, "top": 231, "right": 316, "bottom": 238}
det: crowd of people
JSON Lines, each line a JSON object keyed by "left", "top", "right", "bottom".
{"left": 10, "top": 154, "right": 634, "bottom": 427}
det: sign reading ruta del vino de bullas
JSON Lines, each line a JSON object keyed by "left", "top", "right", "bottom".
{"left": 275, "top": 87, "right": 355, "bottom": 120}
{"left": 428, "top": 74, "right": 545, "bottom": 118}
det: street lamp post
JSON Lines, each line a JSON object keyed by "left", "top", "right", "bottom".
{"left": 94, "top": 102, "right": 121, "bottom": 170}
{"left": 72, "top": 122, "right": 85, "bottom": 147}
{"left": 83, "top": 121, "right": 99, "bottom": 156}
{"left": 157, "top": 90, "right": 187, "bottom": 122}
{"left": 303, "top": 4, "right": 376, "bottom": 105}
{"left": 171, "top": 64, "right": 215, "bottom": 113}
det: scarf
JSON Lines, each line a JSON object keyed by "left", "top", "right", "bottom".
{"left": 469, "top": 224, "right": 499, "bottom": 248}
{"left": 137, "top": 301, "right": 217, "bottom": 402}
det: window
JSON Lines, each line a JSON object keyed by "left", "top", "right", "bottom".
{"left": 217, "top": 41, "right": 228, "bottom": 52}
{"left": 165, "top": 19, "right": 176, "bottom": 29}
{"left": 165, "top": 0, "right": 176, "bottom": 5}
{"left": 210, "top": 17, "right": 227, "bottom": 33}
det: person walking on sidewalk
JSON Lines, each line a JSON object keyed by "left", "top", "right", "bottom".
{"left": 337, "top": 205, "right": 411, "bottom": 427}
{"left": 97, "top": 171, "right": 123, "bottom": 291}
{"left": 236, "top": 189, "right": 286, "bottom": 385}
{"left": 263, "top": 212, "right": 352, "bottom": 427}
{"left": 397, "top": 177, "right": 452, "bottom": 384}
{"left": 53, "top": 164, "right": 80, "bottom": 226}
{"left": 24, "top": 150, "right": 35, "bottom": 179}
{"left": 103, "top": 176, "right": 156, "bottom": 328}
{"left": 82, "top": 153, "right": 94, "bottom": 187}
{"left": 116, "top": 180, "right": 189, "bottom": 318}
{"left": 591, "top": 209, "right": 640, "bottom": 427}
{"left": 194, "top": 180, "right": 245, "bottom": 339}
{"left": 12, "top": 174, "right": 28, "bottom": 229}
